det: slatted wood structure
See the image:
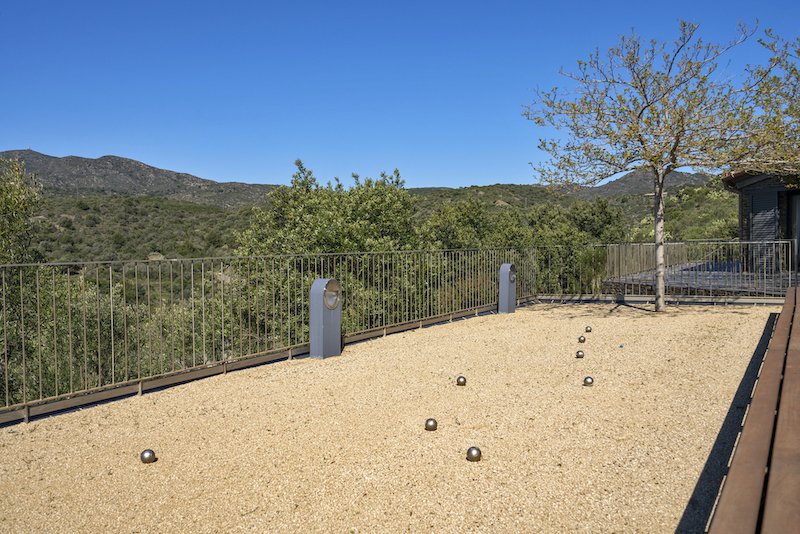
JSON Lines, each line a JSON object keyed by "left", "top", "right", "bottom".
{"left": 708, "top": 287, "right": 800, "bottom": 533}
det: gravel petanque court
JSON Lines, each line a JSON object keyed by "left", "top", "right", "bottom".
{"left": 0, "top": 303, "right": 778, "bottom": 533}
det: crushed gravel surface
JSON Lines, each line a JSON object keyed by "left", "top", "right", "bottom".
{"left": 0, "top": 303, "right": 778, "bottom": 533}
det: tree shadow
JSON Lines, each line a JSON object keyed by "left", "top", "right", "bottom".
{"left": 674, "top": 312, "right": 777, "bottom": 534}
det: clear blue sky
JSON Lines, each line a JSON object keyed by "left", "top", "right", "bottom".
{"left": 1, "top": 0, "right": 798, "bottom": 188}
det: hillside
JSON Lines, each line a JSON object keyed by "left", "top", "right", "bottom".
{"left": 410, "top": 184, "right": 572, "bottom": 218}
{"left": 574, "top": 168, "right": 709, "bottom": 198}
{"left": 3, "top": 149, "right": 710, "bottom": 211}
{"left": 32, "top": 195, "right": 253, "bottom": 262}
{"left": 0, "top": 149, "right": 276, "bottom": 208}
{"left": 0, "top": 149, "right": 734, "bottom": 262}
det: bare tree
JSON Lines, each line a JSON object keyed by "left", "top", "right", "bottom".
{"left": 525, "top": 21, "right": 773, "bottom": 311}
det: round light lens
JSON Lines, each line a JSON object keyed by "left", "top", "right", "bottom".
{"left": 323, "top": 280, "right": 341, "bottom": 310}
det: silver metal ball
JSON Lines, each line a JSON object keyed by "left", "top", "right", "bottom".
{"left": 456, "top": 376, "right": 467, "bottom": 386}
{"left": 576, "top": 350, "right": 584, "bottom": 358}
{"left": 583, "top": 376, "right": 594, "bottom": 387}
{"left": 466, "top": 446, "right": 482, "bottom": 462}
{"left": 140, "top": 449, "right": 156, "bottom": 464}
{"left": 425, "top": 418, "right": 438, "bottom": 431}
{"left": 578, "top": 335, "right": 586, "bottom": 343}
{"left": 585, "top": 326, "right": 592, "bottom": 333}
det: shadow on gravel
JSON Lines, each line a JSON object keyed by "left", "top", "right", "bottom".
{"left": 674, "top": 312, "right": 777, "bottom": 534}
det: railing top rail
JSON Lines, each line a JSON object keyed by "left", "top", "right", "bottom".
{"left": 0, "top": 247, "right": 539, "bottom": 269}
{"left": 0, "top": 240, "right": 791, "bottom": 269}
{"left": 598, "top": 240, "right": 793, "bottom": 246}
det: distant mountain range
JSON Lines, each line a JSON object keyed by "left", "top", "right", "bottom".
{"left": 573, "top": 168, "right": 708, "bottom": 198}
{"left": 1, "top": 149, "right": 710, "bottom": 208}
{"left": 0, "top": 149, "right": 276, "bottom": 208}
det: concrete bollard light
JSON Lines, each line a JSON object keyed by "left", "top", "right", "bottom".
{"left": 310, "top": 278, "right": 342, "bottom": 359}
{"left": 498, "top": 263, "right": 516, "bottom": 314}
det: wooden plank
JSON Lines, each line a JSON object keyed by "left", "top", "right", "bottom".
{"left": 708, "top": 287, "right": 796, "bottom": 534}
{"left": 761, "top": 287, "right": 800, "bottom": 532}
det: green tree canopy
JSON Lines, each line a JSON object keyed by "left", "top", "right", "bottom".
{"left": 418, "top": 198, "right": 625, "bottom": 250}
{"left": 0, "top": 157, "right": 41, "bottom": 264}
{"left": 237, "top": 160, "right": 417, "bottom": 255}
{"left": 418, "top": 199, "right": 497, "bottom": 249}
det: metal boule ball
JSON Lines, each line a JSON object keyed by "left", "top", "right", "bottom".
{"left": 140, "top": 449, "right": 157, "bottom": 464}
{"left": 425, "top": 418, "right": 438, "bottom": 431}
{"left": 583, "top": 376, "right": 594, "bottom": 387}
{"left": 585, "top": 326, "right": 592, "bottom": 333}
{"left": 456, "top": 375, "right": 467, "bottom": 386}
{"left": 576, "top": 350, "right": 584, "bottom": 358}
{"left": 578, "top": 335, "right": 586, "bottom": 343}
{"left": 466, "top": 446, "right": 482, "bottom": 462}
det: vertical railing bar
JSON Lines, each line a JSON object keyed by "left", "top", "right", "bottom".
{"left": 67, "top": 267, "right": 75, "bottom": 393}
{"left": 109, "top": 265, "right": 115, "bottom": 385}
{"left": 285, "top": 258, "right": 290, "bottom": 347}
{"left": 146, "top": 263, "right": 152, "bottom": 374}
{"left": 271, "top": 257, "right": 277, "bottom": 350}
{"left": 210, "top": 260, "right": 216, "bottom": 362}
{"left": 231, "top": 260, "right": 237, "bottom": 356}
{"left": 20, "top": 270, "right": 28, "bottom": 404}
{"left": 81, "top": 270, "right": 88, "bottom": 390}
{"left": 135, "top": 264, "right": 141, "bottom": 380}
{"left": 254, "top": 258, "right": 261, "bottom": 354}
{"left": 35, "top": 268, "right": 42, "bottom": 400}
{"left": 122, "top": 264, "right": 128, "bottom": 384}
{"left": 158, "top": 262, "right": 165, "bottom": 374}
{"left": 220, "top": 260, "right": 226, "bottom": 361}
{"left": 179, "top": 261, "right": 185, "bottom": 369}
{"left": 2, "top": 270, "right": 8, "bottom": 406}
{"left": 247, "top": 259, "right": 253, "bottom": 356}
{"left": 238, "top": 259, "right": 244, "bottom": 358}
{"left": 191, "top": 261, "right": 196, "bottom": 367}
{"left": 95, "top": 267, "right": 101, "bottom": 387}
{"left": 201, "top": 261, "right": 207, "bottom": 363}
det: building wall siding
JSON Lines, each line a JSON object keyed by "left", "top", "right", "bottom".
{"left": 751, "top": 191, "right": 779, "bottom": 241}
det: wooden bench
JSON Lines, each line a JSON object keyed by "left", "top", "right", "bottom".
{"left": 707, "top": 287, "right": 800, "bottom": 533}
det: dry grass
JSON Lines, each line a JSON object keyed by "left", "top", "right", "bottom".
{"left": 0, "top": 303, "right": 778, "bottom": 533}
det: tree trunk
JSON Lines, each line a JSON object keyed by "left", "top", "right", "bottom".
{"left": 654, "top": 170, "right": 666, "bottom": 311}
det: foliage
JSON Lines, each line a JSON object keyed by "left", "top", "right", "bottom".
{"left": 418, "top": 199, "right": 499, "bottom": 249}
{"left": 418, "top": 197, "right": 626, "bottom": 250}
{"left": 410, "top": 183, "right": 571, "bottom": 219}
{"left": 237, "top": 160, "right": 417, "bottom": 255}
{"left": 631, "top": 181, "right": 738, "bottom": 241}
{"left": 743, "top": 32, "right": 800, "bottom": 176}
{"left": 0, "top": 158, "right": 42, "bottom": 264}
{"left": 31, "top": 195, "right": 252, "bottom": 262}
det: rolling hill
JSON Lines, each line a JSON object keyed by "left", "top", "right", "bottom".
{"left": 3, "top": 149, "right": 709, "bottom": 210}
{"left": 0, "top": 149, "right": 276, "bottom": 208}
{"left": 1, "top": 149, "right": 729, "bottom": 262}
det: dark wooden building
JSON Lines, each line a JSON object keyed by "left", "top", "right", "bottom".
{"left": 722, "top": 172, "right": 800, "bottom": 240}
